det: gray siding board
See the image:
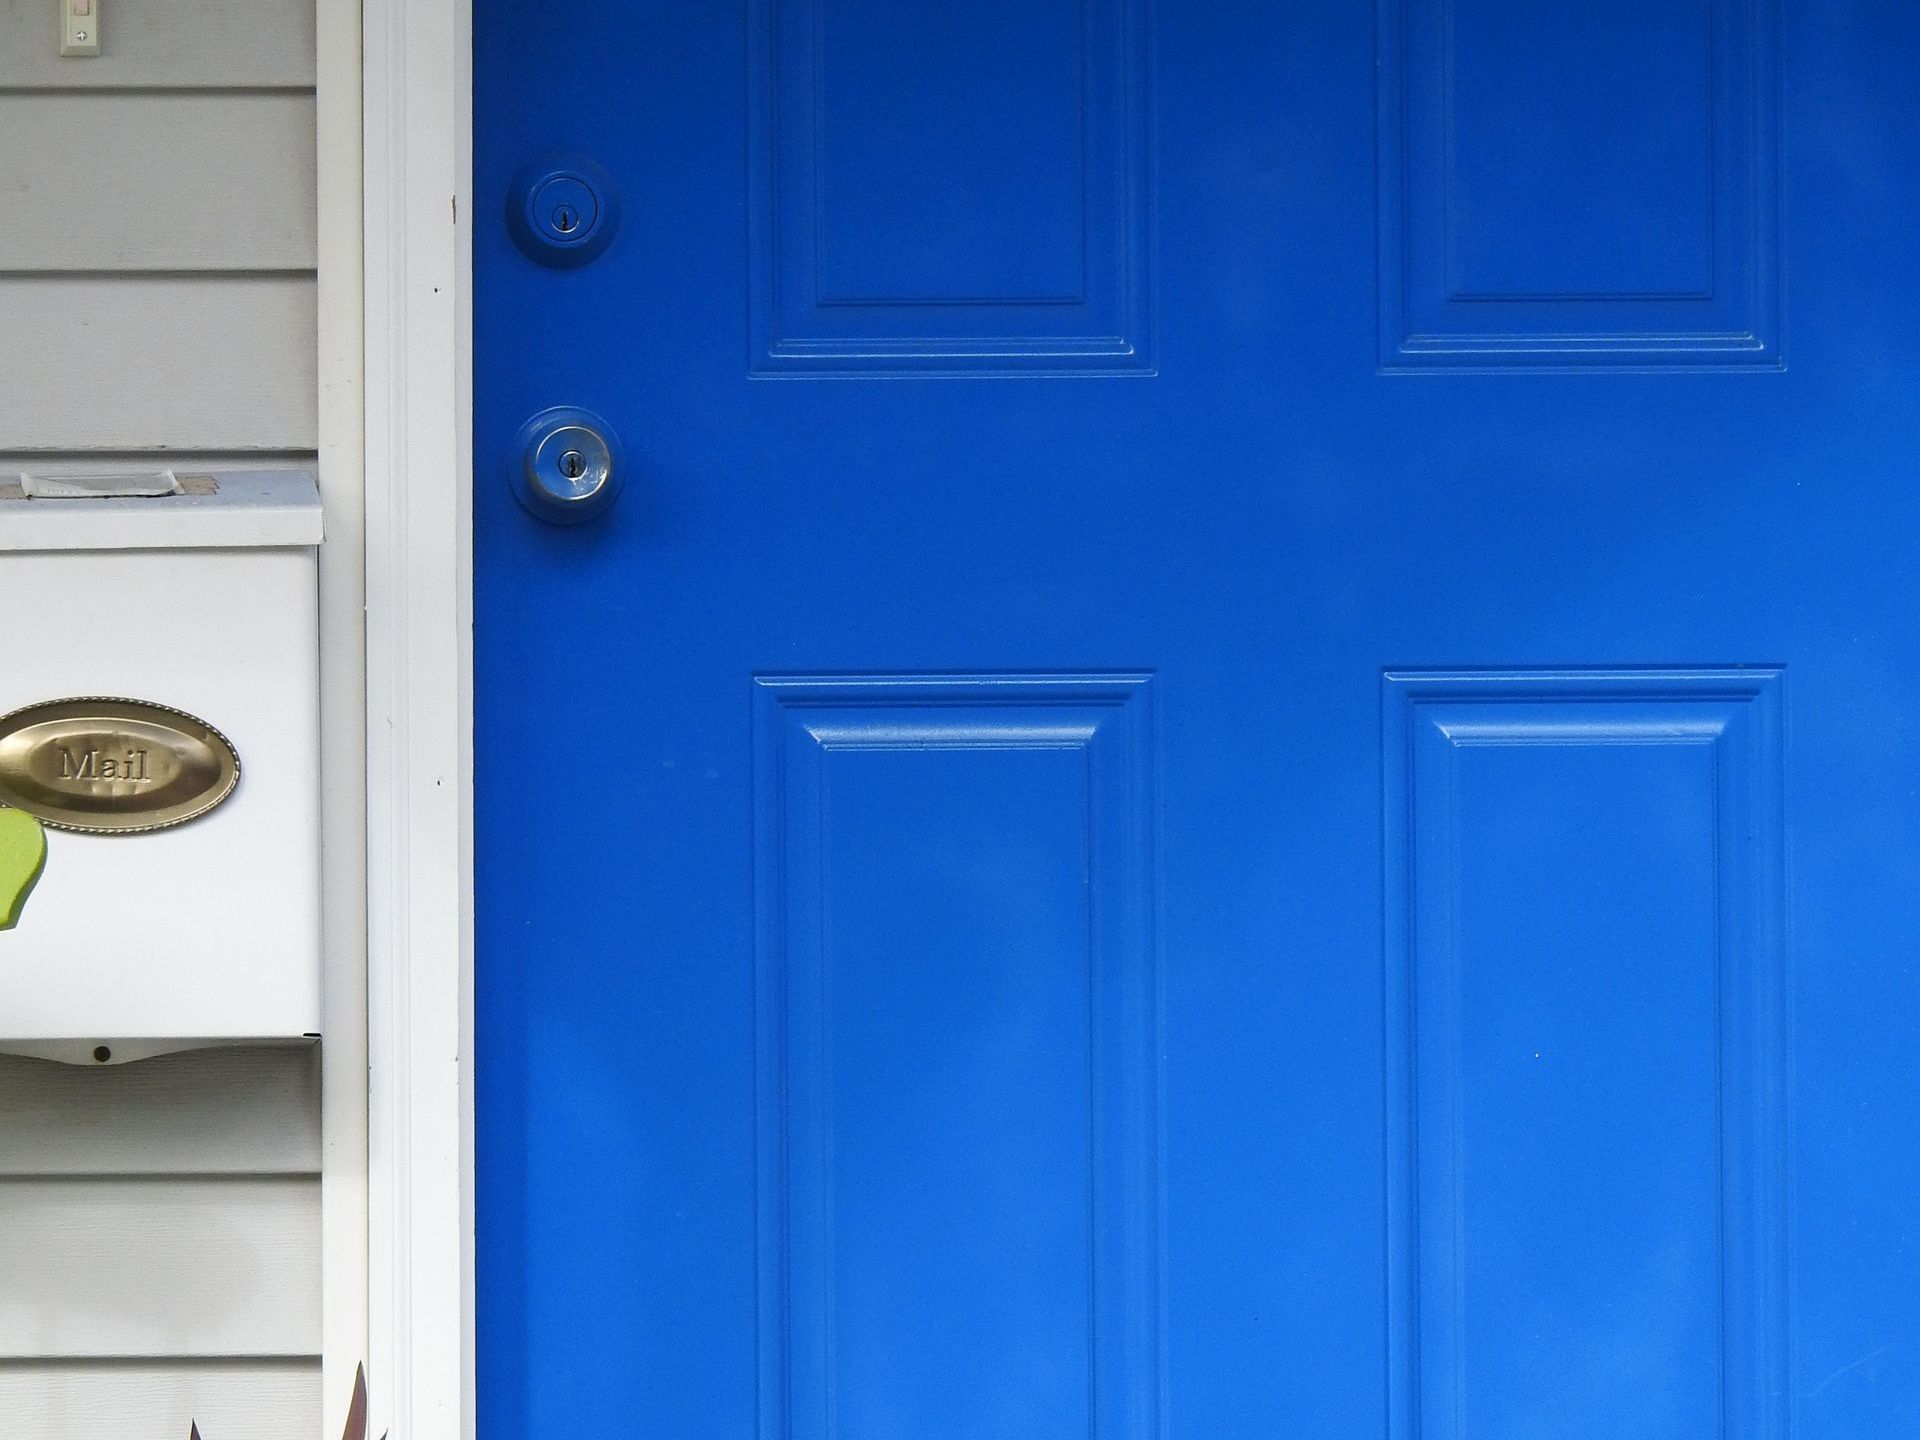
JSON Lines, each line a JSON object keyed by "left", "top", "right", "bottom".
{"left": 0, "top": 276, "right": 318, "bottom": 449}
{"left": 0, "top": 451, "right": 317, "bottom": 467}
{"left": 0, "top": 1049, "right": 320, "bottom": 1176}
{"left": 0, "top": 95, "right": 318, "bottom": 271}
{"left": 0, "top": 1049, "right": 322, "bottom": 1430}
{"left": 0, "top": 0, "right": 316, "bottom": 88}
{"left": 0, "top": 1176, "right": 321, "bottom": 1358}
{"left": 0, "top": 1362, "right": 320, "bottom": 1438}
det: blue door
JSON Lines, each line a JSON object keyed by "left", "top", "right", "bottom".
{"left": 475, "top": 4, "right": 1918, "bottom": 1436}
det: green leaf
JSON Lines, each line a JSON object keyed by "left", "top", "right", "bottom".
{"left": 0, "top": 807, "right": 47, "bottom": 930}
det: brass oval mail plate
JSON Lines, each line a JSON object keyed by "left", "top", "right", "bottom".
{"left": 0, "top": 698, "right": 240, "bottom": 834}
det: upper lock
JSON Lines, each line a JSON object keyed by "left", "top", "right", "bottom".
{"left": 506, "top": 156, "right": 620, "bottom": 268}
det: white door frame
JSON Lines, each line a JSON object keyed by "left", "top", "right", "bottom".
{"left": 363, "top": 0, "right": 475, "bottom": 1431}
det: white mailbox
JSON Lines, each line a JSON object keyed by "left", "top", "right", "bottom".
{"left": 0, "top": 470, "right": 322, "bottom": 1062}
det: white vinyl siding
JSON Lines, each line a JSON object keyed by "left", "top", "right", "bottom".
{"left": 0, "top": 1178, "right": 319, "bottom": 1357}
{"left": 0, "top": 0, "right": 319, "bottom": 455}
{"left": 0, "top": 277, "right": 319, "bottom": 449}
{"left": 0, "top": 95, "right": 317, "bottom": 270}
{"left": 0, "top": 1367, "right": 321, "bottom": 1440}
{"left": 0, "top": 0, "right": 314, "bottom": 88}
{"left": 0, "top": 1049, "right": 321, "bottom": 1434}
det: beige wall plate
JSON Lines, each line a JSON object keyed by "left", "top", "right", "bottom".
{"left": 59, "top": 0, "right": 99, "bottom": 57}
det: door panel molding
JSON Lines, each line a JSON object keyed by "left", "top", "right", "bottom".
{"left": 1383, "top": 669, "right": 1790, "bottom": 1440}
{"left": 752, "top": 674, "right": 1162, "bottom": 1440}
{"left": 748, "top": 0, "right": 1155, "bottom": 374}
{"left": 1376, "top": 0, "right": 1783, "bottom": 370}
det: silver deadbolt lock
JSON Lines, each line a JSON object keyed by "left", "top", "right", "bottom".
{"left": 510, "top": 407, "right": 625, "bottom": 524}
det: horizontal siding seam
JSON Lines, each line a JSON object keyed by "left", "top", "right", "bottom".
{"left": 0, "top": 85, "right": 316, "bottom": 97}
{"left": 0, "top": 1355, "right": 323, "bottom": 1369}
{"left": 0, "top": 449, "right": 321, "bottom": 457}
{"left": 0, "top": 269, "right": 319, "bottom": 282}
{"left": 0, "top": 1171, "right": 322, "bottom": 1183}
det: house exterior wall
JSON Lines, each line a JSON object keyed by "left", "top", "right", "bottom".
{"left": 0, "top": 0, "right": 318, "bottom": 457}
{"left": 0, "top": 1, "right": 330, "bottom": 1433}
{"left": 0, "top": 1049, "right": 323, "bottom": 1433}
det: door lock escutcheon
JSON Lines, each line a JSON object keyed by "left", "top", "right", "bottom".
{"left": 506, "top": 156, "right": 621, "bottom": 268}
{"left": 511, "top": 407, "right": 625, "bottom": 525}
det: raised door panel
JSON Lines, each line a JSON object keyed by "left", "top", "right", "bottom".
{"left": 1385, "top": 671, "right": 1788, "bottom": 1440}
{"left": 751, "top": 0, "right": 1152, "bottom": 373}
{"left": 753, "top": 676, "right": 1160, "bottom": 1440}
{"left": 1379, "top": 0, "right": 1781, "bottom": 367}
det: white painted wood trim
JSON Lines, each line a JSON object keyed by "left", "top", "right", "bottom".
{"left": 318, "top": 0, "right": 372, "bottom": 1432}
{"left": 363, "top": 0, "right": 474, "bottom": 1430}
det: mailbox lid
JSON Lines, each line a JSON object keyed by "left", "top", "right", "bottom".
{"left": 0, "top": 469, "right": 322, "bottom": 552}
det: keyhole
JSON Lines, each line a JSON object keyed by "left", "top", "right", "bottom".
{"left": 553, "top": 204, "right": 580, "bottom": 235}
{"left": 560, "top": 450, "right": 586, "bottom": 481}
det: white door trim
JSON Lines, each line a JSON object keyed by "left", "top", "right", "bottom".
{"left": 318, "top": 0, "right": 371, "bottom": 1432}
{"left": 363, "top": 0, "right": 474, "bottom": 1430}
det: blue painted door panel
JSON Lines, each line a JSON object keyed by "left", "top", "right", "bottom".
{"left": 475, "top": 3, "right": 1920, "bottom": 1436}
